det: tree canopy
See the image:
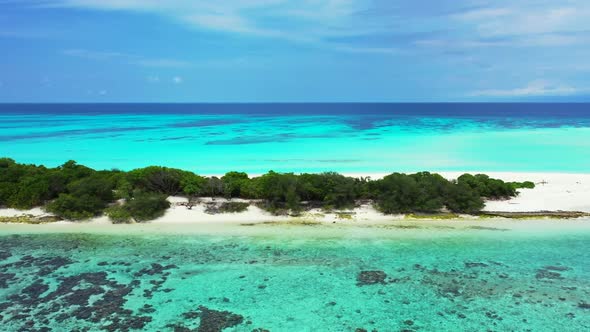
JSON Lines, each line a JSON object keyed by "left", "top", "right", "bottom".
{"left": 0, "top": 158, "right": 531, "bottom": 222}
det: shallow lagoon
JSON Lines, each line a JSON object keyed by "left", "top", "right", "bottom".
{"left": 1, "top": 222, "right": 589, "bottom": 331}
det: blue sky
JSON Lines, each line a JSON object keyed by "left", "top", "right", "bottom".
{"left": 1, "top": 0, "right": 590, "bottom": 102}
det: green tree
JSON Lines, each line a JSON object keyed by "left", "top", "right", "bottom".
{"left": 128, "top": 166, "right": 185, "bottom": 195}
{"left": 8, "top": 175, "right": 51, "bottom": 209}
{"left": 445, "top": 182, "right": 485, "bottom": 214}
{"left": 372, "top": 173, "right": 420, "bottom": 214}
{"left": 124, "top": 191, "right": 170, "bottom": 222}
{"left": 46, "top": 193, "right": 107, "bottom": 220}
{"left": 181, "top": 172, "right": 207, "bottom": 197}
{"left": 257, "top": 171, "right": 301, "bottom": 212}
{"left": 408, "top": 172, "right": 448, "bottom": 212}
{"left": 202, "top": 177, "right": 224, "bottom": 197}
{"left": 221, "top": 171, "right": 249, "bottom": 198}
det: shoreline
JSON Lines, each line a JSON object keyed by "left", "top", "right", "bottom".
{"left": 0, "top": 218, "right": 590, "bottom": 241}
{"left": 2, "top": 217, "right": 590, "bottom": 239}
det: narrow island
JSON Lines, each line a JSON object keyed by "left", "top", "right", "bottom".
{"left": 1, "top": 157, "right": 588, "bottom": 226}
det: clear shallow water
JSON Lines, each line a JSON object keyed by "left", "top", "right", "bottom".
{"left": 1, "top": 225, "right": 589, "bottom": 331}
{"left": 1, "top": 103, "right": 590, "bottom": 173}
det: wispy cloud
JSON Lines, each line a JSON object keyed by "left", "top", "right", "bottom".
{"left": 34, "top": 0, "right": 389, "bottom": 53}
{"left": 441, "top": 2, "right": 590, "bottom": 48}
{"left": 471, "top": 80, "right": 587, "bottom": 97}
{"left": 40, "top": 1, "right": 362, "bottom": 38}
{"left": 34, "top": 0, "right": 590, "bottom": 55}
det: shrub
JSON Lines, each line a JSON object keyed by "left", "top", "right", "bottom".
{"left": 128, "top": 166, "right": 185, "bottom": 195}
{"left": 67, "top": 175, "right": 115, "bottom": 202}
{"left": 221, "top": 172, "right": 249, "bottom": 198}
{"left": 299, "top": 172, "right": 359, "bottom": 209}
{"left": 457, "top": 174, "right": 517, "bottom": 199}
{"left": 372, "top": 173, "right": 421, "bottom": 214}
{"left": 105, "top": 205, "right": 132, "bottom": 224}
{"left": 445, "top": 182, "right": 485, "bottom": 214}
{"left": 509, "top": 181, "right": 536, "bottom": 189}
{"left": 124, "top": 191, "right": 170, "bottom": 222}
{"left": 8, "top": 176, "right": 51, "bottom": 209}
{"left": 219, "top": 202, "right": 250, "bottom": 213}
{"left": 181, "top": 173, "right": 207, "bottom": 197}
{"left": 45, "top": 194, "right": 106, "bottom": 220}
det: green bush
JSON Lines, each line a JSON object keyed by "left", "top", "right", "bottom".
{"left": 105, "top": 205, "right": 132, "bottom": 224}
{"left": 219, "top": 202, "right": 250, "bottom": 213}
{"left": 445, "top": 182, "right": 485, "bottom": 214}
{"left": 45, "top": 194, "right": 106, "bottom": 220}
{"left": 457, "top": 174, "right": 517, "bottom": 199}
{"left": 221, "top": 172, "right": 249, "bottom": 198}
{"left": 372, "top": 173, "right": 413, "bottom": 214}
{"left": 299, "top": 172, "right": 359, "bottom": 209}
{"left": 124, "top": 191, "right": 170, "bottom": 222}
{"left": 8, "top": 176, "right": 51, "bottom": 209}
{"left": 128, "top": 166, "right": 186, "bottom": 195}
{"left": 509, "top": 181, "right": 536, "bottom": 189}
{"left": 0, "top": 158, "right": 537, "bottom": 218}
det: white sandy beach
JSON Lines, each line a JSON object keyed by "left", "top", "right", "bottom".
{"left": 442, "top": 172, "right": 590, "bottom": 213}
{"left": 1, "top": 172, "right": 589, "bottom": 226}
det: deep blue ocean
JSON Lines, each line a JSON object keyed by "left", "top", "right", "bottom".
{"left": 1, "top": 103, "right": 589, "bottom": 173}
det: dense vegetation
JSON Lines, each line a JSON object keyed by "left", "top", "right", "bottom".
{"left": 0, "top": 158, "right": 534, "bottom": 222}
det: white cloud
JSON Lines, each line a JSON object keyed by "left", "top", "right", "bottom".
{"left": 414, "top": 1, "right": 590, "bottom": 50}
{"left": 43, "top": 1, "right": 359, "bottom": 33}
{"left": 172, "top": 76, "right": 183, "bottom": 84}
{"left": 39, "top": 0, "right": 369, "bottom": 48}
{"left": 34, "top": 0, "right": 590, "bottom": 55}
{"left": 452, "top": 8, "right": 513, "bottom": 21}
{"left": 471, "top": 80, "right": 586, "bottom": 97}
{"left": 452, "top": 3, "right": 590, "bottom": 39}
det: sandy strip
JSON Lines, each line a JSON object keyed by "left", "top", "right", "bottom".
{"left": 1, "top": 217, "right": 590, "bottom": 240}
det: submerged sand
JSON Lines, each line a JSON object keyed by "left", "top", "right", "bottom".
{"left": 1, "top": 217, "right": 590, "bottom": 240}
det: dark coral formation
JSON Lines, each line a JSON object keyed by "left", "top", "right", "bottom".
{"left": 196, "top": 306, "right": 244, "bottom": 332}
{"left": 357, "top": 271, "right": 387, "bottom": 286}
{"left": 0, "top": 248, "right": 184, "bottom": 331}
{"left": 420, "top": 266, "right": 512, "bottom": 300}
{"left": 167, "top": 306, "right": 245, "bottom": 332}
{"left": 0, "top": 250, "right": 11, "bottom": 260}
{"left": 535, "top": 269, "right": 564, "bottom": 280}
{"left": 0, "top": 272, "right": 16, "bottom": 288}
{"left": 2, "top": 269, "right": 153, "bottom": 331}
{"left": 134, "top": 263, "right": 178, "bottom": 277}
{"left": 543, "top": 265, "right": 571, "bottom": 272}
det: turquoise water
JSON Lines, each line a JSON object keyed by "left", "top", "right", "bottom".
{"left": 1, "top": 104, "right": 590, "bottom": 173}
{"left": 1, "top": 224, "right": 589, "bottom": 331}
